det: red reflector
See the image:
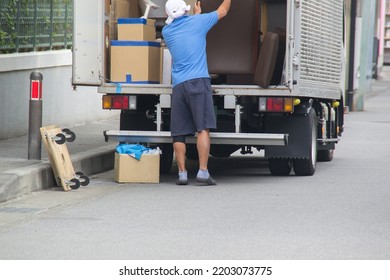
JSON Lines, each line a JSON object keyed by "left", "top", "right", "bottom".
{"left": 267, "top": 98, "right": 284, "bottom": 112}
{"left": 31, "top": 81, "right": 42, "bottom": 100}
{"left": 112, "top": 96, "right": 129, "bottom": 109}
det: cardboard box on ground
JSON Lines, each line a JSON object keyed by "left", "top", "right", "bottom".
{"left": 114, "top": 153, "right": 160, "bottom": 183}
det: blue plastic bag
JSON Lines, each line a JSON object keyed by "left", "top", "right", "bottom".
{"left": 115, "top": 144, "right": 151, "bottom": 160}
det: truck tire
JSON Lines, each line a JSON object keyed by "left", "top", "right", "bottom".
{"left": 317, "top": 149, "right": 334, "bottom": 162}
{"left": 293, "top": 109, "right": 317, "bottom": 176}
{"left": 159, "top": 143, "right": 173, "bottom": 174}
{"left": 268, "top": 158, "right": 292, "bottom": 176}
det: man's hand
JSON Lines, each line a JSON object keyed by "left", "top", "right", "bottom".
{"left": 194, "top": 0, "right": 202, "bottom": 15}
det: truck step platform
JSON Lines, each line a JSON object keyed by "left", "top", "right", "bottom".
{"left": 104, "top": 130, "right": 288, "bottom": 146}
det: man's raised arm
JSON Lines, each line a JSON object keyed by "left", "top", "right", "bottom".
{"left": 217, "top": 0, "right": 231, "bottom": 20}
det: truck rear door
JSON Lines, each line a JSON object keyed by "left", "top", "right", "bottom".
{"left": 72, "top": 0, "right": 105, "bottom": 86}
{"left": 285, "top": 0, "right": 295, "bottom": 89}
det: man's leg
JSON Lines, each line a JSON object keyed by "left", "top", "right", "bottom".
{"left": 197, "top": 129, "right": 210, "bottom": 170}
{"left": 173, "top": 141, "right": 186, "bottom": 172}
{"left": 196, "top": 130, "right": 216, "bottom": 185}
{"left": 173, "top": 139, "right": 188, "bottom": 185}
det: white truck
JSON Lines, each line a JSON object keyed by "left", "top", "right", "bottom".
{"left": 72, "top": 0, "right": 345, "bottom": 176}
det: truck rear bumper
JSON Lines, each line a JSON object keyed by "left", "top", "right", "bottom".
{"left": 104, "top": 130, "right": 288, "bottom": 146}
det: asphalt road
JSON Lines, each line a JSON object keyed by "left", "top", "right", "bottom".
{"left": 0, "top": 91, "right": 390, "bottom": 260}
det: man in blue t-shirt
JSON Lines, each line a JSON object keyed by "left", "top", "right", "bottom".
{"left": 162, "top": 0, "right": 231, "bottom": 185}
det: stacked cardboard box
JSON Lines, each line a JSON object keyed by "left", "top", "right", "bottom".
{"left": 111, "top": 39, "right": 161, "bottom": 84}
{"left": 110, "top": 0, "right": 140, "bottom": 40}
{"left": 110, "top": 16, "right": 161, "bottom": 84}
{"left": 117, "top": 18, "right": 156, "bottom": 41}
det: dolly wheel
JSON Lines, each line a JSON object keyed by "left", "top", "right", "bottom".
{"left": 79, "top": 175, "right": 90, "bottom": 186}
{"left": 69, "top": 178, "right": 80, "bottom": 190}
{"left": 54, "top": 133, "right": 66, "bottom": 145}
{"left": 62, "top": 128, "right": 76, "bottom": 142}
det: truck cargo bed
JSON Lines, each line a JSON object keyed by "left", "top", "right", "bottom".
{"left": 98, "top": 83, "right": 340, "bottom": 100}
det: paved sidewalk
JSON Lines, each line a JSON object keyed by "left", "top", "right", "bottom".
{"left": 0, "top": 118, "right": 119, "bottom": 203}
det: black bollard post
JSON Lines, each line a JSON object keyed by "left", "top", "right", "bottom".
{"left": 28, "top": 71, "right": 43, "bottom": 160}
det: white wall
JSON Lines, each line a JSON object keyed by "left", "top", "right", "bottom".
{"left": 0, "top": 50, "right": 119, "bottom": 140}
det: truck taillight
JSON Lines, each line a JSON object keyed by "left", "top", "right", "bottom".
{"left": 113, "top": 96, "right": 129, "bottom": 109}
{"left": 267, "top": 98, "right": 284, "bottom": 112}
{"left": 102, "top": 95, "right": 137, "bottom": 110}
{"left": 259, "top": 97, "right": 294, "bottom": 113}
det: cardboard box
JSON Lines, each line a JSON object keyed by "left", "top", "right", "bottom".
{"left": 112, "top": 0, "right": 140, "bottom": 19}
{"left": 110, "top": 0, "right": 140, "bottom": 40}
{"left": 118, "top": 18, "right": 156, "bottom": 41}
{"left": 110, "top": 40, "right": 161, "bottom": 83}
{"left": 114, "top": 153, "right": 160, "bottom": 183}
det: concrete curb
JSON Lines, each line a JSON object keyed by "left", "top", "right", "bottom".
{"left": 0, "top": 147, "right": 115, "bottom": 203}
{"left": 72, "top": 146, "right": 115, "bottom": 176}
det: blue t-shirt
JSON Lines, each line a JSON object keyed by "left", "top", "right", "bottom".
{"left": 162, "top": 12, "right": 219, "bottom": 87}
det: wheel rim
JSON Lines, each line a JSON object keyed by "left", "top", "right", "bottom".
{"left": 311, "top": 119, "right": 317, "bottom": 167}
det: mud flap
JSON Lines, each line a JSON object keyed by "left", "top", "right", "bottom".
{"left": 265, "top": 113, "right": 312, "bottom": 159}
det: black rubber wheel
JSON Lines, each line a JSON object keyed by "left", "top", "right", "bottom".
{"left": 317, "top": 149, "right": 334, "bottom": 162}
{"left": 268, "top": 158, "right": 292, "bottom": 176}
{"left": 79, "top": 175, "right": 90, "bottom": 186}
{"left": 159, "top": 143, "right": 173, "bottom": 174}
{"left": 54, "top": 133, "right": 66, "bottom": 145}
{"left": 63, "top": 130, "right": 76, "bottom": 142}
{"left": 69, "top": 178, "right": 80, "bottom": 190}
{"left": 293, "top": 109, "right": 317, "bottom": 176}
{"left": 75, "top": 171, "right": 84, "bottom": 176}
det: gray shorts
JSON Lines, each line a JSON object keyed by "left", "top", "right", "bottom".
{"left": 171, "top": 78, "right": 216, "bottom": 137}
